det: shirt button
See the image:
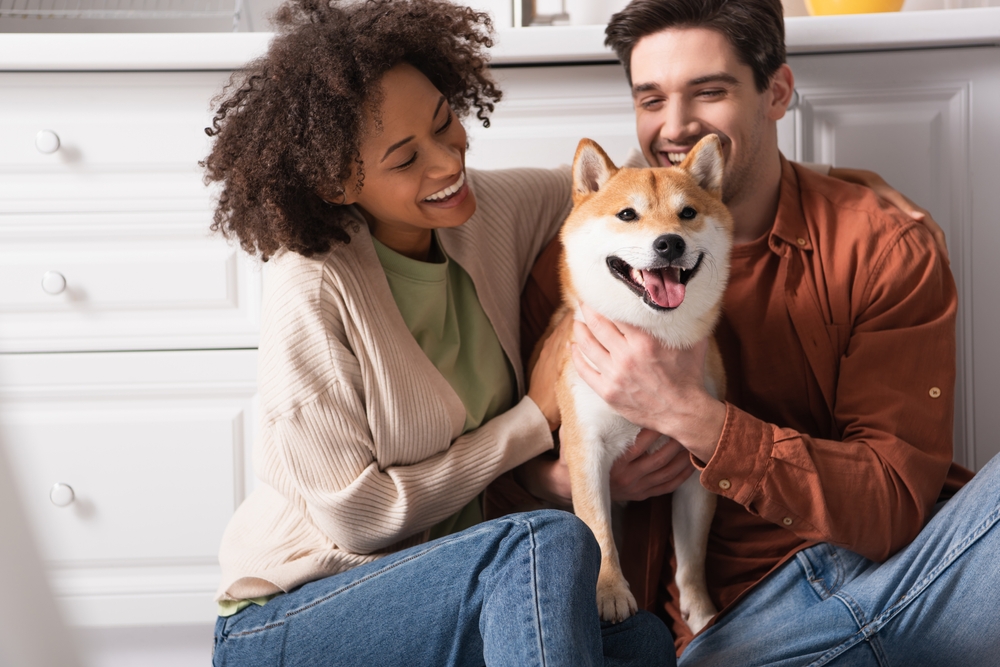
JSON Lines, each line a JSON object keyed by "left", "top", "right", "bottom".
{"left": 782, "top": 517, "right": 794, "bottom": 526}
{"left": 929, "top": 387, "right": 942, "bottom": 398}
{"left": 718, "top": 479, "right": 732, "bottom": 490}
{"left": 796, "top": 238, "right": 807, "bottom": 246}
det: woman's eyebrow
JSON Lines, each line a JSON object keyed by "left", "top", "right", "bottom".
{"left": 380, "top": 96, "right": 448, "bottom": 163}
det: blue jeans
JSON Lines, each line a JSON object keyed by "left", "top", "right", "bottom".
{"left": 681, "top": 453, "right": 1000, "bottom": 666}
{"left": 212, "top": 509, "right": 674, "bottom": 667}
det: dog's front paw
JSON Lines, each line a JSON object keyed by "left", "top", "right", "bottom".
{"left": 596, "top": 576, "right": 638, "bottom": 623}
{"left": 680, "top": 593, "right": 717, "bottom": 635}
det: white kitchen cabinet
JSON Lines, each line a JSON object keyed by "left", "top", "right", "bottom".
{"left": 0, "top": 67, "right": 261, "bottom": 631}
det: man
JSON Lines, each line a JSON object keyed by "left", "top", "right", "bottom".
{"left": 498, "top": 0, "right": 1000, "bottom": 663}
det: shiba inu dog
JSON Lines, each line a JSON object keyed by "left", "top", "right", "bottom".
{"left": 553, "top": 134, "right": 732, "bottom": 633}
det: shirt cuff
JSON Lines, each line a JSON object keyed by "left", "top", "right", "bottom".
{"left": 697, "top": 403, "right": 774, "bottom": 506}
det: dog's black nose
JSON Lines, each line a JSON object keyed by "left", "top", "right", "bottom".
{"left": 653, "top": 234, "right": 686, "bottom": 262}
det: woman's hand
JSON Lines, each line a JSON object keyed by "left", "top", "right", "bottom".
{"left": 514, "top": 428, "right": 695, "bottom": 506}
{"left": 829, "top": 167, "right": 949, "bottom": 261}
{"left": 526, "top": 311, "right": 573, "bottom": 432}
{"left": 609, "top": 429, "right": 695, "bottom": 501}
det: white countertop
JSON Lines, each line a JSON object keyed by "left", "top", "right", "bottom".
{"left": 0, "top": 6, "right": 997, "bottom": 70}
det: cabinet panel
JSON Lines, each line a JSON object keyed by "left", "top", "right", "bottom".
{"left": 0, "top": 349, "right": 257, "bottom": 625}
{"left": 466, "top": 63, "right": 639, "bottom": 169}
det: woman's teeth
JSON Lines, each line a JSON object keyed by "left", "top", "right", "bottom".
{"left": 424, "top": 171, "right": 465, "bottom": 202}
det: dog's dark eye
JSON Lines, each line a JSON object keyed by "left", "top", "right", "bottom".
{"left": 616, "top": 208, "right": 638, "bottom": 222}
{"left": 679, "top": 206, "right": 697, "bottom": 220}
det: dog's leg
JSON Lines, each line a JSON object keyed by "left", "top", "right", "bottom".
{"left": 672, "top": 473, "right": 718, "bottom": 634}
{"left": 561, "top": 406, "right": 638, "bottom": 622}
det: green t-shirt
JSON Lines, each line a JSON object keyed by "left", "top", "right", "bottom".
{"left": 219, "top": 233, "right": 515, "bottom": 617}
{"left": 374, "top": 233, "right": 515, "bottom": 541}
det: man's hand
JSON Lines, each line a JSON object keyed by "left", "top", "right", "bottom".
{"left": 829, "top": 167, "right": 949, "bottom": 261}
{"left": 571, "top": 303, "right": 727, "bottom": 463}
{"left": 514, "top": 428, "right": 695, "bottom": 506}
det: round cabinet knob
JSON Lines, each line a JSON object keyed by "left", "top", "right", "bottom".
{"left": 41, "top": 271, "right": 67, "bottom": 295}
{"left": 35, "top": 129, "right": 61, "bottom": 154}
{"left": 49, "top": 483, "right": 75, "bottom": 508}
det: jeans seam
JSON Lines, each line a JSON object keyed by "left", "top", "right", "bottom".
{"left": 284, "top": 540, "right": 449, "bottom": 618}
{"left": 869, "top": 502, "right": 1000, "bottom": 631}
{"left": 527, "top": 517, "right": 546, "bottom": 667}
{"left": 798, "top": 547, "right": 833, "bottom": 600}
{"left": 227, "top": 620, "right": 286, "bottom": 639}
{"left": 803, "top": 593, "right": 871, "bottom": 667}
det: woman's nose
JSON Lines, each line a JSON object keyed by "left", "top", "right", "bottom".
{"left": 427, "top": 138, "right": 463, "bottom": 177}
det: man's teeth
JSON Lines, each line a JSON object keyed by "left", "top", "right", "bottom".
{"left": 667, "top": 152, "right": 687, "bottom": 165}
{"left": 424, "top": 171, "right": 465, "bottom": 202}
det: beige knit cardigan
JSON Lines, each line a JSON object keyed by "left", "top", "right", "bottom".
{"left": 217, "top": 167, "right": 573, "bottom": 601}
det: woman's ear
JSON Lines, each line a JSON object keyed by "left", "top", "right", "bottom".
{"left": 318, "top": 184, "right": 352, "bottom": 206}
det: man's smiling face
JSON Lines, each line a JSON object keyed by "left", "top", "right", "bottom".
{"left": 630, "top": 27, "right": 779, "bottom": 207}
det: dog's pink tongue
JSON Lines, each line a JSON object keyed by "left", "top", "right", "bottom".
{"left": 642, "top": 269, "right": 685, "bottom": 308}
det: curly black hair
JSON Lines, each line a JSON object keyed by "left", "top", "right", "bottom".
{"left": 202, "top": 0, "right": 502, "bottom": 261}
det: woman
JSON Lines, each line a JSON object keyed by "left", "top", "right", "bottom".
{"left": 203, "top": 0, "right": 673, "bottom": 664}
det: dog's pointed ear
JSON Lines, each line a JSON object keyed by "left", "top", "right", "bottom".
{"left": 678, "top": 134, "right": 724, "bottom": 197}
{"left": 572, "top": 139, "right": 618, "bottom": 201}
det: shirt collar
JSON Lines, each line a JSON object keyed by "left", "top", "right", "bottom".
{"left": 767, "top": 155, "right": 813, "bottom": 254}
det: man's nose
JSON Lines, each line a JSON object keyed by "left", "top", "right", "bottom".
{"left": 661, "top": 98, "right": 701, "bottom": 144}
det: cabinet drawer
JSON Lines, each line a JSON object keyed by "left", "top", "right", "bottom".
{"left": 0, "top": 211, "right": 260, "bottom": 352}
{"left": 0, "top": 349, "right": 257, "bottom": 565}
{"left": 0, "top": 71, "right": 229, "bottom": 214}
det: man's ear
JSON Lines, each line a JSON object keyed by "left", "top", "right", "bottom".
{"left": 767, "top": 64, "right": 796, "bottom": 122}
{"left": 678, "top": 134, "right": 724, "bottom": 197}
{"left": 572, "top": 138, "right": 618, "bottom": 201}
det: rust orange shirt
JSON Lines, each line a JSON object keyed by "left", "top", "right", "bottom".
{"left": 662, "top": 158, "right": 970, "bottom": 652}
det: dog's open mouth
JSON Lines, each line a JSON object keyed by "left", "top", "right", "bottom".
{"left": 606, "top": 253, "right": 705, "bottom": 310}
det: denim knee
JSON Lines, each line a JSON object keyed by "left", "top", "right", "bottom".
{"left": 603, "top": 610, "right": 677, "bottom": 667}
{"left": 520, "top": 509, "right": 601, "bottom": 570}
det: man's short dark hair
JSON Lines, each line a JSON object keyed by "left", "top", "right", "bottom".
{"left": 605, "top": 0, "right": 786, "bottom": 92}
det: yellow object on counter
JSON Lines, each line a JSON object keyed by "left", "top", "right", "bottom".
{"left": 804, "top": 0, "right": 904, "bottom": 14}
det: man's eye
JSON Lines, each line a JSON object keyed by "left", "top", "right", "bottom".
{"left": 640, "top": 98, "right": 663, "bottom": 110}
{"left": 617, "top": 208, "right": 638, "bottom": 221}
{"left": 679, "top": 206, "right": 697, "bottom": 219}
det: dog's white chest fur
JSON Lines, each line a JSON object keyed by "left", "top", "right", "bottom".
{"left": 566, "top": 337, "right": 643, "bottom": 463}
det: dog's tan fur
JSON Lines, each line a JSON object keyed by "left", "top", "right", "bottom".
{"left": 552, "top": 135, "right": 733, "bottom": 632}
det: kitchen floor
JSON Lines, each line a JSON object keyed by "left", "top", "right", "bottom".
{"left": 76, "top": 624, "right": 214, "bottom": 667}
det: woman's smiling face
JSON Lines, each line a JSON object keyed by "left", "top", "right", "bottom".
{"left": 338, "top": 62, "right": 477, "bottom": 259}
